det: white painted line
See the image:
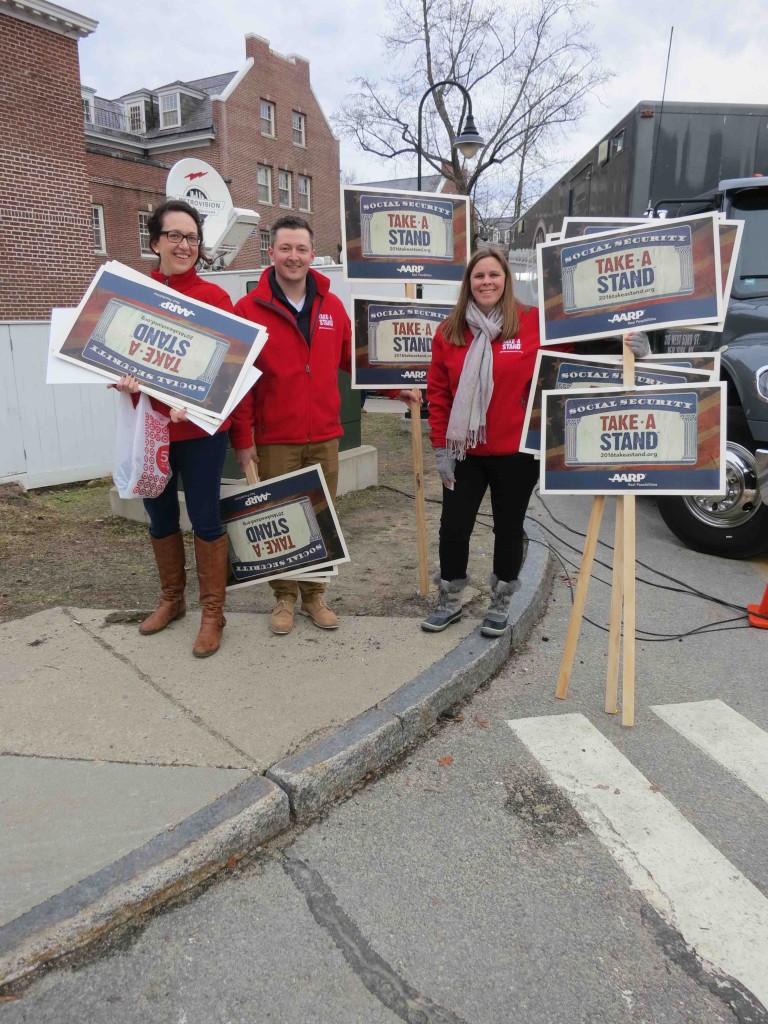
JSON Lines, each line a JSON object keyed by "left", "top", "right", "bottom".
{"left": 507, "top": 713, "right": 768, "bottom": 1007}
{"left": 651, "top": 700, "right": 768, "bottom": 804}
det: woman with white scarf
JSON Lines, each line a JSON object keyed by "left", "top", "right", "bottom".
{"left": 424, "top": 245, "right": 648, "bottom": 636}
{"left": 423, "top": 247, "right": 539, "bottom": 636}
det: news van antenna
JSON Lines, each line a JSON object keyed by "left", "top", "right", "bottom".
{"left": 645, "top": 26, "right": 674, "bottom": 216}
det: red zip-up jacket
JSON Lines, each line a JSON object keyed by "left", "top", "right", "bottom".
{"left": 427, "top": 304, "right": 541, "bottom": 455}
{"left": 234, "top": 268, "right": 352, "bottom": 445}
{"left": 143, "top": 267, "right": 253, "bottom": 449}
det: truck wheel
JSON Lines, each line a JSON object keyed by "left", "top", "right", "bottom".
{"left": 657, "top": 413, "right": 768, "bottom": 559}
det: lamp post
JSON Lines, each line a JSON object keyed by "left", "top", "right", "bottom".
{"left": 416, "top": 79, "right": 485, "bottom": 192}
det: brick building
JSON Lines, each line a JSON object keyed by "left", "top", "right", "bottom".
{"left": 0, "top": 0, "right": 98, "bottom": 320}
{"left": 85, "top": 34, "right": 342, "bottom": 274}
{"left": 1, "top": 1, "right": 342, "bottom": 321}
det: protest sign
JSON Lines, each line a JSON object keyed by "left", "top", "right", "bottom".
{"left": 220, "top": 465, "right": 349, "bottom": 589}
{"left": 561, "top": 216, "right": 647, "bottom": 239}
{"left": 341, "top": 186, "right": 470, "bottom": 282}
{"left": 521, "top": 351, "right": 714, "bottom": 454}
{"left": 351, "top": 297, "right": 452, "bottom": 389}
{"left": 540, "top": 382, "right": 726, "bottom": 494}
{"left": 53, "top": 262, "right": 267, "bottom": 421}
{"left": 537, "top": 213, "right": 722, "bottom": 344}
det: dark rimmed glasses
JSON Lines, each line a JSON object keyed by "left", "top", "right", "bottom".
{"left": 160, "top": 230, "right": 201, "bottom": 246}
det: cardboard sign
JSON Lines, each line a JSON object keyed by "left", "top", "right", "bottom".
{"left": 220, "top": 465, "right": 349, "bottom": 589}
{"left": 521, "top": 350, "right": 714, "bottom": 455}
{"left": 537, "top": 214, "right": 722, "bottom": 344}
{"left": 53, "top": 262, "right": 267, "bottom": 420}
{"left": 341, "top": 186, "right": 470, "bottom": 282}
{"left": 352, "top": 297, "right": 452, "bottom": 389}
{"left": 540, "top": 383, "right": 726, "bottom": 494}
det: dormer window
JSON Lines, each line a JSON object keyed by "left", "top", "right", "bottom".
{"left": 126, "top": 101, "right": 145, "bottom": 134}
{"left": 160, "top": 92, "right": 180, "bottom": 129}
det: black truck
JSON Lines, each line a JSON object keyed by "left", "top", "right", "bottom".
{"left": 512, "top": 102, "right": 768, "bottom": 557}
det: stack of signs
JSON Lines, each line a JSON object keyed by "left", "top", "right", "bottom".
{"left": 48, "top": 261, "right": 267, "bottom": 431}
{"left": 352, "top": 298, "right": 453, "bottom": 391}
{"left": 220, "top": 465, "right": 349, "bottom": 589}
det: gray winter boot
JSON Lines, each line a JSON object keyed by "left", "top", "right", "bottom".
{"left": 480, "top": 574, "right": 521, "bottom": 637}
{"left": 421, "top": 574, "right": 468, "bottom": 633}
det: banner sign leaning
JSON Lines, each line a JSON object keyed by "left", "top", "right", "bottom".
{"left": 537, "top": 213, "right": 723, "bottom": 344}
{"left": 352, "top": 297, "right": 452, "bottom": 390}
{"left": 540, "top": 382, "right": 726, "bottom": 495}
{"left": 341, "top": 185, "right": 470, "bottom": 282}
{"left": 220, "top": 465, "right": 349, "bottom": 589}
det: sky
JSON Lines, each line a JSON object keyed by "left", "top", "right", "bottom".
{"left": 75, "top": 0, "right": 768, "bottom": 206}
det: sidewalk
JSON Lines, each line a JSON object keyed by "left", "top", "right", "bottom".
{"left": 0, "top": 526, "right": 552, "bottom": 990}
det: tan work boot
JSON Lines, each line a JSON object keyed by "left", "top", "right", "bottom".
{"left": 139, "top": 533, "right": 187, "bottom": 635}
{"left": 269, "top": 596, "right": 296, "bottom": 635}
{"left": 192, "top": 534, "right": 228, "bottom": 658}
{"left": 300, "top": 595, "right": 339, "bottom": 629}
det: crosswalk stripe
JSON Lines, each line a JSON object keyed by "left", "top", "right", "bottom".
{"left": 507, "top": 712, "right": 768, "bottom": 1008}
{"left": 651, "top": 700, "right": 768, "bottom": 804}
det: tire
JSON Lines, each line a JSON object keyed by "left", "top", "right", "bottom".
{"left": 657, "top": 409, "right": 768, "bottom": 559}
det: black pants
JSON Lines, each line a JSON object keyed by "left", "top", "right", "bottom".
{"left": 439, "top": 452, "right": 539, "bottom": 583}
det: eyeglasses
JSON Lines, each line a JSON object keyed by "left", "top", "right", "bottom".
{"left": 160, "top": 230, "right": 201, "bottom": 246}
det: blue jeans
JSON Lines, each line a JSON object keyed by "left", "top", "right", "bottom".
{"left": 143, "top": 432, "right": 228, "bottom": 542}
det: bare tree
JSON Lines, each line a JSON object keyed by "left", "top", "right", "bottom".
{"left": 334, "top": 0, "right": 611, "bottom": 213}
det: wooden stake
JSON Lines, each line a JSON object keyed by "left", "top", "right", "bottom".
{"left": 556, "top": 495, "right": 605, "bottom": 699}
{"left": 405, "top": 282, "right": 430, "bottom": 596}
{"left": 245, "top": 460, "right": 260, "bottom": 487}
{"left": 605, "top": 495, "right": 624, "bottom": 714}
{"left": 622, "top": 494, "right": 636, "bottom": 727}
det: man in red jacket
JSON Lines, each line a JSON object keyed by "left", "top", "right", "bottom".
{"left": 234, "top": 216, "right": 351, "bottom": 635}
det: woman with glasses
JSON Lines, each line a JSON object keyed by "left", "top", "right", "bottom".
{"left": 113, "top": 199, "right": 256, "bottom": 658}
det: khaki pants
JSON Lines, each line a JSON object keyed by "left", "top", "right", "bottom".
{"left": 257, "top": 439, "right": 339, "bottom": 601}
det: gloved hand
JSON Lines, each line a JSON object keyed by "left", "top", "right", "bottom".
{"left": 624, "top": 331, "right": 650, "bottom": 358}
{"left": 434, "top": 447, "right": 456, "bottom": 489}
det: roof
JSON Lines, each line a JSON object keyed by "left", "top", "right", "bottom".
{"left": 358, "top": 174, "right": 444, "bottom": 192}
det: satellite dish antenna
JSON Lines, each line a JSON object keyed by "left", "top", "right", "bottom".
{"left": 166, "top": 158, "right": 259, "bottom": 267}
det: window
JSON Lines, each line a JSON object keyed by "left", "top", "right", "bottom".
{"left": 278, "top": 169, "right": 292, "bottom": 207}
{"left": 160, "top": 92, "right": 180, "bottom": 129}
{"left": 126, "top": 102, "right": 145, "bottom": 134}
{"left": 259, "top": 230, "right": 271, "bottom": 266}
{"left": 292, "top": 111, "right": 306, "bottom": 147}
{"left": 298, "top": 175, "right": 311, "bottom": 212}
{"left": 82, "top": 97, "right": 93, "bottom": 123}
{"left": 92, "top": 205, "right": 106, "bottom": 253}
{"left": 260, "top": 99, "right": 275, "bottom": 137}
{"left": 138, "top": 212, "right": 152, "bottom": 255}
{"left": 257, "top": 165, "right": 273, "bottom": 205}
{"left": 611, "top": 129, "right": 625, "bottom": 156}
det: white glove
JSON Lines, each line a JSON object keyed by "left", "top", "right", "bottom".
{"left": 434, "top": 447, "right": 456, "bottom": 488}
{"left": 624, "top": 331, "right": 650, "bottom": 358}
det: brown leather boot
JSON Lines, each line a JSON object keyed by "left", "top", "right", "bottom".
{"left": 192, "top": 534, "right": 229, "bottom": 658}
{"left": 139, "top": 533, "right": 187, "bottom": 635}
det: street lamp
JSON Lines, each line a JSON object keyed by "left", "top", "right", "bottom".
{"left": 416, "top": 79, "right": 485, "bottom": 191}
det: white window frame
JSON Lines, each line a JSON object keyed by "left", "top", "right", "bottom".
{"left": 259, "top": 230, "right": 271, "bottom": 266}
{"left": 260, "top": 99, "right": 276, "bottom": 137}
{"left": 297, "top": 175, "right": 311, "bottom": 212}
{"left": 92, "top": 205, "right": 106, "bottom": 253}
{"left": 257, "top": 165, "right": 273, "bottom": 205}
{"left": 160, "top": 91, "right": 180, "bottom": 129}
{"left": 126, "top": 101, "right": 145, "bottom": 134}
{"left": 138, "top": 211, "right": 152, "bottom": 256}
{"left": 292, "top": 111, "right": 306, "bottom": 147}
{"left": 82, "top": 97, "right": 93, "bottom": 123}
{"left": 278, "top": 169, "right": 292, "bottom": 208}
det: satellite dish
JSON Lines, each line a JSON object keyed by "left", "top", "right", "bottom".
{"left": 166, "top": 158, "right": 259, "bottom": 266}
{"left": 166, "top": 159, "right": 234, "bottom": 248}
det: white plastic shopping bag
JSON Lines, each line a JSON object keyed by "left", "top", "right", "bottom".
{"left": 113, "top": 392, "right": 171, "bottom": 499}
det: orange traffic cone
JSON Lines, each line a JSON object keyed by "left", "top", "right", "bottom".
{"left": 747, "top": 582, "right": 768, "bottom": 629}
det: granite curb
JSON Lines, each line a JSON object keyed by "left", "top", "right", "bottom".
{"left": 0, "top": 521, "right": 554, "bottom": 991}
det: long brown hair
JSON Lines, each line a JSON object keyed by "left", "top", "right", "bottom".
{"left": 441, "top": 246, "right": 519, "bottom": 346}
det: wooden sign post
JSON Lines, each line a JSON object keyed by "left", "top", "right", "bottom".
{"left": 404, "top": 282, "right": 430, "bottom": 595}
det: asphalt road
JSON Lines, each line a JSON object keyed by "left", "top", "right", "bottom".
{"left": 4, "top": 492, "right": 768, "bottom": 1024}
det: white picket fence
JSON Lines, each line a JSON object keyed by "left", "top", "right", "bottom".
{"left": 0, "top": 321, "right": 118, "bottom": 489}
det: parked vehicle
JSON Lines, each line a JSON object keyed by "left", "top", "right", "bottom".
{"left": 511, "top": 101, "right": 768, "bottom": 557}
